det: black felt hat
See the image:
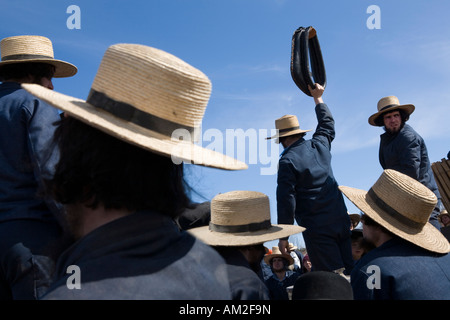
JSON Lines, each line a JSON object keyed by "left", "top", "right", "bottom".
{"left": 292, "top": 271, "right": 353, "bottom": 300}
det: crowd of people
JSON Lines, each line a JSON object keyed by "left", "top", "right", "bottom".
{"left": 0, "top": 34, "right": 449, "bottom": 300}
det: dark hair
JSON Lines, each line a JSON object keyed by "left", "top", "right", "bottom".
{"left": 374, "top": 109, "right": 409, "bottom": 127}
{"left": 44, "top": 116, "right": 191, "bottom": 218}
{"left": 279, "top": 133, "right": 305, "bottom": 145}
{"left": 0, "top": 62, "right": 55, "bottom": 82}
{"left": 360, "top": 214, "right": 395, "bottom": 237}
{"left": 270, "top": 256, "right": 289, "bottom": 268}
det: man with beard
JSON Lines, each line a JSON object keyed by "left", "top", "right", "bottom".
{"left": 368, "top": 96, "right": 442, "bottom": 229}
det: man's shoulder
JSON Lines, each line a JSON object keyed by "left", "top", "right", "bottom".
{"left": 0, "top": 83, "right": 42, "bottom": 107}
{"left": 401, "top": 124, "right": 422, "bottom": 139}
{"left": 383, "top": 124, "right": 422, "bottom": 144}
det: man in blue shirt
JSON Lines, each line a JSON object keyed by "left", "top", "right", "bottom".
{"left": 267, "top": 84, "right": 353, "bottom": 275}
{"left": 340, "top": 169, "right": 450, "bottom": 299}
{"left": 22, "top": 43, "right": 247, "bottom": 299}
{"left": 263, "top": 247, "right": 301, "bottom": 300}
{"left": 0, "top": 35, "right": 77, "bottom": 299}
{"left": 369, "top": 96, "right": 442, "bottom": 229}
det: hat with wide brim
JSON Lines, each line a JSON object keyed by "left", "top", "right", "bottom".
{"left": 266, "top": 114, "right": 311, "bottom": 143}
{"left": 263, "top": 246, "right": 295, "bottom": 266}
{"left": 439, "top": 209, "right": 449, "bottom": 218}
{"left": 339, "top": 169, "right": 450, "bottom": 254}
{"left": 348, "top": 212, "right": 361, "bottom": 229}
{"left": 23, "top": 43, "right": 247, "bottom": 171}
{"left": 0, "top": 35, "right": 77, "bottom": 78}
{"left": 439, "top": 209, "right": 450, "bottom": 225}
{"left": 368, "top": 96, "right": 415, "bottom": 127}
{"left": 188, "top": 190, "right": 305, "bottom": 246}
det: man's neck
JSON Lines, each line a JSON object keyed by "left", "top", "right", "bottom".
{"left": 3, "top": 76, "right": 34, "bottom": 84}
{"left": 69, "top": 203, "right": 133, "bottom": 238}
{"left": 282, "top": 136, "right": 301, "bottom": 149}
{"left": 373, "top": 230, "right": 393, "bottom": 248}
{"left": 274, "top": 270, "right": 286, "bottom": 281}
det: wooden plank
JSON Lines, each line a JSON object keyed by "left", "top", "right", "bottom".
{"left": 435, "top": 163, "right": 450, "bottom": 196}
{"left": 432, "top": 161, "right": 450, "bottom": 211}
{"left": 441, "top": 158, "right": 450, "bottom": 176}
{"left": 439, "top": 160, "right": 450, "bottom": 211}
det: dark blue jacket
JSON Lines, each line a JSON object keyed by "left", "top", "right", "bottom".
{"left": 264, "top": 270, "right": 300, "bottom": 300}
{"left": 215, "top": 247, "right": 270, "bottom": 300}
{"left": 41, "top": 210, "right": 232, "bottom": 300}
{"left": 351, "top": 237, "right": 450, "bottom": 300}
{"left": 379, "top": 124, "right": 441, "bottom": 228}
{"left": 0, "top": 82, "right": 63, "bottom": 224}
{"left": 276, "top": 103, "right": 349, "bottom": 230}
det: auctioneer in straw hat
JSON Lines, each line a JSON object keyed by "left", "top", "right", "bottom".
{"left": 339, "top": 169, "right": 450, "bottom": 254}
{"left": 188, "top": 190, "right": 305, "bottom": 246}
{"left": 368, "top": 95, "right": 415, "bottom": 126}
{"left": 22, "top": 43, "right": 247, "bottom": 170}
{"left": 266, "top": 114, "right": 311, "bottom": 142}
{"left": 0, "top": 35, "right": 77, "bottom": 78}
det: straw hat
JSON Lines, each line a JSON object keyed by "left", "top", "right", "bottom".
{"left": 263, "top": 246, "right": 294, "bottom": 266}
{"left": 348, "top": 212, "right": 361, "bottom": 229}
{"left": 0, "top": 35, "right": 77, "bottom": 78}
{"left": 188, "top": 190, "right": 305, "bottom": 246}
{"left": 288, "top": 243, "right": 298, "bottom": 251}
{"left": 266, "top": 114, "right": 311, "bottom": 143}
{"left": 368, "top": 96, "right": 415, "bottom": 126}
{"left": 22, "top": 43, "right": 247, "bottom": 170}
{"left": 439, "top": 209, "right": 450, "bottom": 225}
{"left": 339, "top": 169, "right": 450, "bottom": 254}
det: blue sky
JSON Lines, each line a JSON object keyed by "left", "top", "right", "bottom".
{"left": 2, "top": 0, "right": 450, "bottom": 249}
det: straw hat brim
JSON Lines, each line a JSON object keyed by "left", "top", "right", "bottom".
{"left": 22, "top": 83, "right": 248, "bottom": 171}
{"left": 339, "top": 185, "right": 450, "bottom": 254}
{"left": 0, "top": 58, "right": 77, "bottom": 78}
{"left": 368, "top": 104, "right": 415, "bottom": 127}
{"left": 266, "top": 128, "right": 311, "bottom": 140}
{"left": 188, "top": 224, "right": 305, "bottom": 247}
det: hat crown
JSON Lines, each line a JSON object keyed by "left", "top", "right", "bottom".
{"left": 210, "top": 190, "right": 270, "bottom": 227}
{"left": 275, "top": 114, "right": 300, "bottom": 130}
{"left": 369, "top": 96, "right": 415, "bottom": 126}
{"left": 88, "top": 43, "right": 211, "bottom": 130}
{"left": 377, "top": 96, "right": 400, "bottom": 112}
{"left": 1, "top": 35, "right": 55, "bottom": 60}
{"left": 371, "top": 169, "right": 437, "bottom": 226}
{"left": 263, "top": 246, "right": 295, "bottom": 265}
{"left": 270, "top": 246, "right": 283, "bottom": 255}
